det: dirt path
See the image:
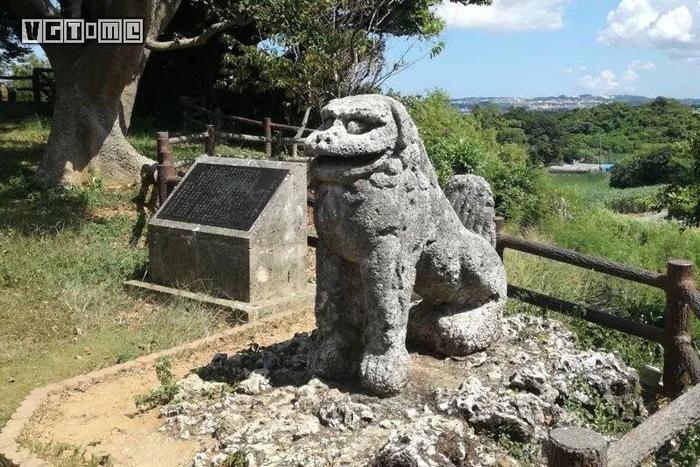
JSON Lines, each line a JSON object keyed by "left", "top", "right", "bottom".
{"left": 21, "top": 310, "right": 317, "bottom": 467}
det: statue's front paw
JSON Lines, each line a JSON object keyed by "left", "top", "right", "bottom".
{"left": 359, "top": 349, "right": 410, "bottom": 396}
{"left": 307, "top": 334, "right": 359, "bottom": 381}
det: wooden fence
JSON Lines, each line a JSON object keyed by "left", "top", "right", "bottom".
{"left": 0, "top": 68, "right": 54, "bottom": 106}
{"left": 492, "top": 218, "right": 700, "bottom": 466}
{"left": 179, "top": 99, "right": 313, "bottom": 158}
{"left": 150, "top": 135, "right": 700, "bottom": 465}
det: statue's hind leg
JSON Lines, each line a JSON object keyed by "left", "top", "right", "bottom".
{"left": 308, "top": 241, "right": 364, "bottom": 381}
{"left": 409, "top": 232, "right": 507, "bottom": 356}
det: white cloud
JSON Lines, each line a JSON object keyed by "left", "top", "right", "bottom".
{"left": 574, "top": 60, "right": 655, "bottom": 94}
{"left": 623, "top": 68, "right": 639, "bottom": 82}
{"left": 563, "top": 65, "right": 591, "bottom": 74}
{"left": 630, "top": 59, "right": 656, "bottom": 70}
{"left": 599, "top": 1, "right": 698, "bottom": 49}
{"left": 648, "top": 6, "right": 694, "bottom": 42}
{"left": 577, "top": 70, "right": 620, "bottom": 94}
{"left": 435, "top": 0, "right": 569, "bottom": 32}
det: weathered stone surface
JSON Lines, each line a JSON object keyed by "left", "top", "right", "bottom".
{"left": 445, "top": 174, "right": 497, "bottom": 247}
{"left": 159, "top": 314, "right": 646, "bottom": 467}
{"left": 306, "top": 95, "right": 507, "bottom": 395}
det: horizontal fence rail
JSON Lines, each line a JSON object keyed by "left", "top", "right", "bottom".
{"left": 178, "top": 98, "right": 315, "bottom": 158}
{"left": 183, "top": 101, "right": 315, "bottom": 134}
{"left": 497, "top": 233, "right": 666, "bottom": 288}
{"left": 172, "top": 112, "right": 313, "bottom": 158}
{"left": 507, "top": 285, "right": 667, "bottom": 344}
{"left": 684, "top": 287, "right": 700, "bottom": 320}
{"left": 0, "top": 68, "right": 54, "bottom": 106}
{"left": 488, "top": 220, "right": 700, "bottom": 466}
{"left": 608, "top": 382, "right": 700, "bottom": 467}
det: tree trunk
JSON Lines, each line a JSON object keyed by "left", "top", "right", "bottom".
{"left": 37, "top": 44, "right": 153, "bottom": 186}
{"left": 27, "top": 0, "right": 183, "bottom": 187}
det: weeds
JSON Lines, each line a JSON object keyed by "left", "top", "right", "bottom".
{"left": 479, "top": 428, "right": 541, "bottom": 464}
{"left": 135, "top": 357, "right": 179, "bottom": 410}
{"left": 562, "top": 379, "right": 644, "bottom": 436}
{"left": 657, "top": 423, "right": 700, "bottom": 466}
{"left": 221, "top": 451, "right": 248, "bottom": 467}
{"left": 18, "top": 433, "right": 112, "bottom": 467}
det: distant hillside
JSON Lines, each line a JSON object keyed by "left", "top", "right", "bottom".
{"left": 452, "top": 95, "right": 700, "bottom": 113}
{"left": 472, "top": 97, "right": 700, "bottom": 164}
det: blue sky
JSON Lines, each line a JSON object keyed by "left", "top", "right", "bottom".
{"left": 384, "top": 0, "right": 700, "bottom": 98}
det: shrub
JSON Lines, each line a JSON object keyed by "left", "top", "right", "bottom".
{"left": 663, "top": 136, "right": 700, "bottom": 227}
{"left": 610, "top": 143, "right": 689, "bottom": 188}
{"left": 401, "top": 91, "right": 554, "bottom": 227}
{"left": 604, "top": 186, "right": 662, "bottom": 214}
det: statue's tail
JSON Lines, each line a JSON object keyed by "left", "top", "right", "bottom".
{"left": 444, "top": 174, "right": 497, "bottom": 247}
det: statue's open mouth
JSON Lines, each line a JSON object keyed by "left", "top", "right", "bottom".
{"left": 313, "top": 151, "right": 387, "bottom": 167}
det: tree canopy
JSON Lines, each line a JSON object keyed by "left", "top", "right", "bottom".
{"left": 218, "top": 0, "right": 491, "bottom": 113}
{"left": 0, "top": 8, "right": 30, "bottom": 72}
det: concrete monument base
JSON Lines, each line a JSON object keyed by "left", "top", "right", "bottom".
{"left": 124, "top": 279, "right": 315, "bottom": 323}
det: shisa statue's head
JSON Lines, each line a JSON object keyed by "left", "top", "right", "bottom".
{"left": 306, "top": 95, "right": 424, "bottom": 181}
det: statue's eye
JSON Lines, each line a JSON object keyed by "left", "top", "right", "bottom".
{"left": 346, "top": 120, "right": 367, "bottom": 135}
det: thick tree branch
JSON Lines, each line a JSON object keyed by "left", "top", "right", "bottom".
{"left": 58, "top": 0, "right": 83, "bottom": 19}
{"left": 146, "top": 17, "right": 249, "bottom": 52}
{"left": 5, "top": 0, "right": 60, "bottom": 19}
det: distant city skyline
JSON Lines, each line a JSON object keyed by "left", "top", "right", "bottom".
{"left": 384, "top": 1, "right": 700, "bottom": 99}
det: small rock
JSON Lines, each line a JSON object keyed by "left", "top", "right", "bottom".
{"left": 496, "top": 455, "right": 520, "bottom": 467}
{"left": 191, "top": 452, "right": 208, "bottom": 467}
{"left": 509, "top": 364, "right": 548, "bottom": 395}
{"left": 487, "top": 369, "right": 502, "bottom": 381}
{"left": 236, "top": 369, "right": 271, "bottom": 395}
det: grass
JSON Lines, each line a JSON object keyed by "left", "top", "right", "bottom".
{"left": 134, "top": 357, "right": 179, "bottom": 410}
{"left": 547, "top": 173, "right": 663, "bottom": 214}
{"left": 0, "top": 118, "right": 237, "bottom": 428}
{"left": 505, "top": 173, "right": 700, "bottom": 369}
{"left": 17, "top": 435, "right": 112, "bottom": 467}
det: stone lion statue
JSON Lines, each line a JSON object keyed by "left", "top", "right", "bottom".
{"left": 306, "top": 95, "right": 507, "bottom": 395}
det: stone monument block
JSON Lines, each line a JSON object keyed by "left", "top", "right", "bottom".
{"left": 148, "top": 157, "right": 307, "bottom": 304}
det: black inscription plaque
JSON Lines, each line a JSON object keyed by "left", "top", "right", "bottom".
{"left": 158, "top": 163, "right": 288, "bottom": 231}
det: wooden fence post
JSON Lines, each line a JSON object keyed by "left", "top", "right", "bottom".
{"left": 214, "top": 108, "right": 222, "bottom": 129}
{"left": 495, "top": 216, "right": 505, "bottom": 260}
{"left": 181, "top": 102, "right": 189, "bottom": 133}
{"left": 273, "top": 130, "right": 283, "bottom": 159}
{"left": 32, "top": 68, "right": 41, "bottom": 106}
{"left": 263, "top": 117, "right": 272, "bottom": 158}
{"left": 205, "top": 124, "right": 217, "bottom": 157}
{"left": 546, "top": 427, "right": 608, "bottom": 467}
{"left": 663, "top": 260, "right": 700, "bottom": 397}
{"left": 156, "top": 132, "right": 176, "bottom": 207}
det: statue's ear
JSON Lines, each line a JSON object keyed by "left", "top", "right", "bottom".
{"left": 386, "top": 97, "right": 411, "bottom": 153}
{"left": 388, "top": 97, "right": 416, "bottom": 155}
